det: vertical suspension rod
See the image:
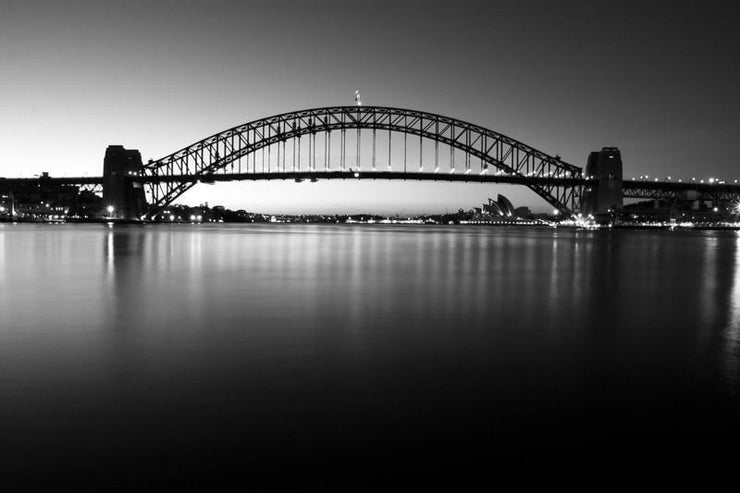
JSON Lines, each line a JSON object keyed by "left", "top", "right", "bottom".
{"left": 403, "top": 131, "right": 407, "bottom": 173}
{"left": 341, "top": 129, "right": 346, "bottom": 170}
{"left": 372, "top": 128, "right": 376, "bottom": 170}
{"left": 419, "top": 121, "right": 423, "bottom": 171}
{"left": 435, "top": 120, "right": 439, "bottom": 171}
{"left": 388, "top": 127, "right": 392, "bottom": 169}
{"left": 450, "top": 141, "right": 454, "bottom": 171}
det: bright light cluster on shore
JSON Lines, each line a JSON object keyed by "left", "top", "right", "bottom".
{"left": 558, "top": 213, "right": 600, "bottom": 229}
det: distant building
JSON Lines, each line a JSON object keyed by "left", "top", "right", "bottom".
{"left": 0, "top": 173, "right": 100, "bottom": 220}
{"left": 497, "top": 194, "right": 516, "bottom": 216}
{"left": 473, "top": 194, "right": 534, "bottom": 223}
{"left": 483, "top": 198, "right": 504, "bottom": 216}
{"left": 621, "top": 199, "right": 727, "bottom": 223}
{"left": 481, "top": 194, "right": 519, "bottom": 218}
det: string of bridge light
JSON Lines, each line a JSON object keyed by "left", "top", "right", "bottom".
{"left": 629, "top": 175, "right": 739, "bottom": 184}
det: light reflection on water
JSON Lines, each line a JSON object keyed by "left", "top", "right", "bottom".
{"left": 1, "top": 223, "right": 739, "bottom": 482}
{"left": 724, "top": 232, "right": 740, "bottom": 389}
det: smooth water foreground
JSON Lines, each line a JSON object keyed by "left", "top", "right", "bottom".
{"left": 1, "top": 224, "right": 739, "bottom": 485}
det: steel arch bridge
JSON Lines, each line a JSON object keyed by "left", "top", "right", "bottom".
{"left": 140, "top": 106, "right": 583, "bottom": 219}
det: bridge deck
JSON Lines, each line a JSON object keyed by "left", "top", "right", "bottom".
{"left": 0, "top": 176, "right": 104, "bottom": 185}
{"left": 4, "top": 173, "right": 740, "bottom": 196}
{"left": 141, "top": 171, "right": 586, "bottom": 187}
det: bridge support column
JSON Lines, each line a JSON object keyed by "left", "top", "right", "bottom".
{"left": 102, "top": 145, "right": 147, "bottom": 220}
{"left": 581, "top": 147, "right": 623, "bottom": 220}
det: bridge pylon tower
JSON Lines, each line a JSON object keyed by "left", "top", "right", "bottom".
{"left": 102, "top": 145, "right": 147, "bottom": 220}
{"left": 581, "top": 147, "right": 624, "bottom": 219}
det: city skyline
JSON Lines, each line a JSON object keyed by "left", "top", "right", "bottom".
{"left": 1, "top": 0, "right": 738, "bottom": 213}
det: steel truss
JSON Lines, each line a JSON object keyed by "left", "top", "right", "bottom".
{"left": 141, "top": 106, "right": 583, "bottom": 218}
{"left": 79, "top": 183, "right": 103, "bottom": 196}
{"left": 623, "top": 181, "right": 740, "bottom": 203}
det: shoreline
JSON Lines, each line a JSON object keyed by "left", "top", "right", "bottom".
{"left": 2, "top": 217, "right": 740, "bottom": 230}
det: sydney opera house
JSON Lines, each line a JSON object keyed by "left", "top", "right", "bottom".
{"left": 482, "top": 194, "right": 517, "bottom": 217}
{"left": 467, "top": 194, "right": 534, "bottom": 224}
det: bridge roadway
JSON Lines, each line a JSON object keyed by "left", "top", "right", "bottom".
{"left": 0, "top": 176, "right": 104, "bottom": 186}
{"left": 4, "top": 172, "right": 740, "bottom": 201}
{"left": 142, "top": 170, "right": 585, "bottom": 187}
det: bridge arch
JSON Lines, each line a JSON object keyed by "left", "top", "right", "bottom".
{"left": 141, "top": 106, "right": 583, "bottom": 219}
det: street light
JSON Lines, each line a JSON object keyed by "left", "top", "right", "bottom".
{"left": 106, "top": 205, "right": 115, "bottom": 218}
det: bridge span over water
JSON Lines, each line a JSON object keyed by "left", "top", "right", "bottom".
{"left": 2, "top": 105, "right": 739, "bottom": 220}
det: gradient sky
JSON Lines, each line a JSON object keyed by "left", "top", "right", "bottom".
{"left": 1, "top": 0, "right": 738, "bottom": 214}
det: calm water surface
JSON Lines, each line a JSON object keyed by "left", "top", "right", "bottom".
{"left": 1, "top": 224, "right": 739, "bottom": 485}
